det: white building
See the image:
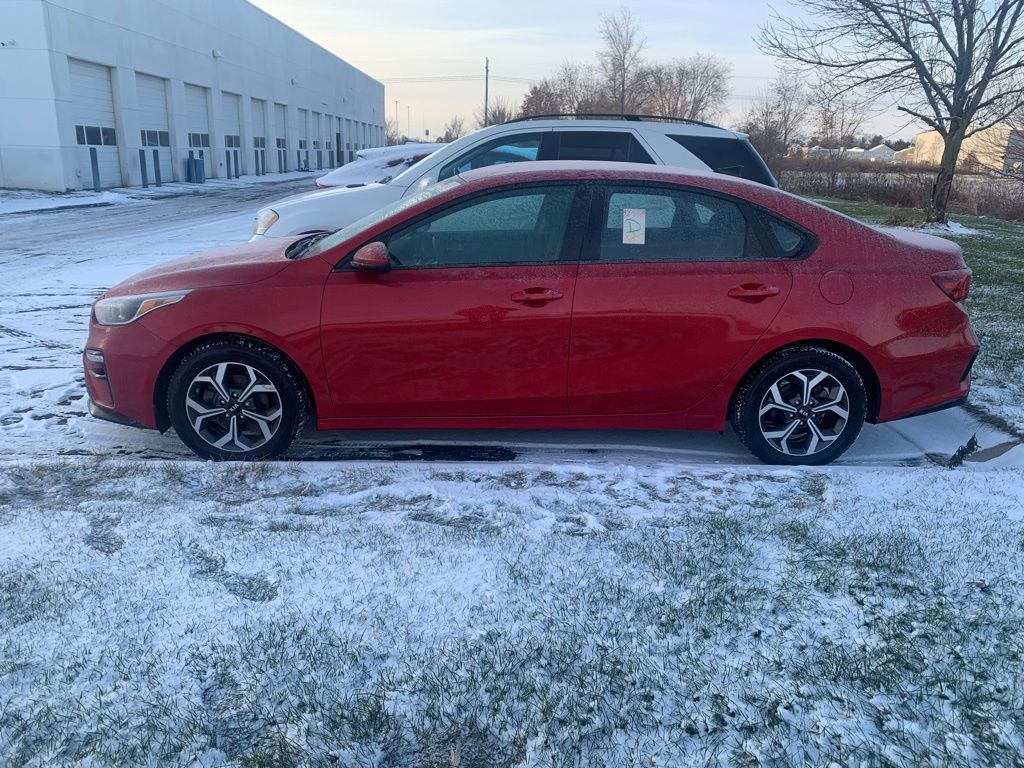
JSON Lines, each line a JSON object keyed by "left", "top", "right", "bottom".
{"left": 0, "top": 0, "right": 385, "bottom": 191}
{"left": 862, "top": 144, "right": 896, "bottom": 162}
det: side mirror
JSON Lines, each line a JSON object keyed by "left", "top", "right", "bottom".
{"left": 351, "top": 241, "right": 391, "bottom": 273}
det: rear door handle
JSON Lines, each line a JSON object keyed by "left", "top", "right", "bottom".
{"left": 511, "top": 288, "right": 563, "bottom": 303}
{"left": 728, "top": 284, "right": 781, "bottom": 302}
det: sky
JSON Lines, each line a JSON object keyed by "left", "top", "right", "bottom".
{"left": 249, "top": 0, "right": 919, "bottom": 141}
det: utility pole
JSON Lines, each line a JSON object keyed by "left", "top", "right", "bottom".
{"left": 394, "top": 100, "right": 398, "bottom": 127}
{"left": 484, "top": 57, "right": 490, "bottom": 127}
{"left": 407, "top": 105, "right": 411, "bottom": 139}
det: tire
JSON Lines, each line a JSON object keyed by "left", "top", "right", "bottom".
{"left": 166, "top": 337, "right": 307, "bottom": 461}
{"left": 731, "top": 346, "right": 867, "bottom": 466}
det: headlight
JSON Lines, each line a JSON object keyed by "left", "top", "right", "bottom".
{"left": 253, "top": 208, "right": 279, "bottom": 236}
{"left": 93, "top": 291, "right": 190, "bottom": 326}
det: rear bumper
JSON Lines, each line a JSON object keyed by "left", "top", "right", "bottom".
{"left": 874, "top": 307, "right": 978, "bottom": 423}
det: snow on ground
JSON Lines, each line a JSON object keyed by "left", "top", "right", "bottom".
{"left": 0, "top": 170, "right": 317, "bottom": 215}
{"left": 2, "top": 181, "right": 1024, "bottom": 764}
{"left": 2, "top": 460, "right": 1024, "bottom": 765}
{"left": 315, "top": 143, "right": 445, "bottom": 188}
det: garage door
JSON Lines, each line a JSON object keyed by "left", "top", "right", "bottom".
{"left": 70, "top": 59, "right": 121, "bottom": 189}
{"left": 184, "top": 84, "right": 211, "bottom": 179}
{"left": 274, "top": 102, "right": 287, "bottom": 172}
{"left": 222, "top": 92, "right": 241, "bottom": 178}
{"left": 136, "top": 73, "right": 172, "bottom": 183}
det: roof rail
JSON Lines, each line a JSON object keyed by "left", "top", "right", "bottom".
{"left": 504, "top": 113, "right": 725, "bottom": 130}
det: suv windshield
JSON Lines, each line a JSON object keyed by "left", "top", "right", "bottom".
{"left": 306, "top": 177, "right": 465, "bottom": 259}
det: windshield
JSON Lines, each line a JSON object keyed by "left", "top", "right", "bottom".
{"left": 306, "top": 177, "right": 465, "bottom": 258}
{"left": 385, "top": 151, "right": 438, "bottom": 185}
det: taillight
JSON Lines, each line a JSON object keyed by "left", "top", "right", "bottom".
{"left": 932, "top": 269, "right": 971, "bottom": 303}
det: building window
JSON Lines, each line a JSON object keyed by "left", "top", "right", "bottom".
{"left": 276, "top": 138, "right": 286, "bottom": 149}
{"left": 77, "top": 125, "right": 117, "bottom": 146}
{"left": 299, "top": 139, "right": 308, "bottom": 150}
{"left": 225, "top": 134, "right": 240, "bottom": 148}
{"left": 189, "top": 133, "right": 210, "bottom": 148}
{"left": 254, "top": 137, "right": 266, "bottom": 148}
{"left": 141, "top": 130, "right": 171, "bottom": 147}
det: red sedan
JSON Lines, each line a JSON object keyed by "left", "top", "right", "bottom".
{"left": 84, "top": 162, "right": 977, "bottom": 465}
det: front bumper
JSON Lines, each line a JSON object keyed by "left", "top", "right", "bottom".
{"left": 83, "top": 316, "right": 177, "bottom": 430}
{"left": 88, "top": 398, "right": 153, "bottom": 430}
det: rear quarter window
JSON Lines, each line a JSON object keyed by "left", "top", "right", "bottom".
{"left": 668, "top": 135, "right": 777, "bottom": 187}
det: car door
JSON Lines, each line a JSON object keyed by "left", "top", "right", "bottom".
{"left": 568, "top": 183, "right": 797, "bottom": 415}
{"left": 321, "top": 183, "right": 585, "bottom": 419}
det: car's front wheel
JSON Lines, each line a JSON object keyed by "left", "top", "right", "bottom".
{"left": 167, "top": 338, "right": 307, "bottom": 461}
{"left": 731, "top": 346, "right": 867, "bottom": 466}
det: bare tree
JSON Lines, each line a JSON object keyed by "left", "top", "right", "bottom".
{"left": 520, "top": 62, "right": 611, "bottom": 117}
{"left": 811, "top": 87, "right": 869, "bottom": 195}
{"left": 384, "top": 118, "right": 404, "bottom": 147}
{"left": 558, "top": 62, "right": 611, "bottom": 113}
{"left": 645, "top": 54, "right": 732, "bottom": 121}
{"left": 439, "top": 115, "right": 467, "bottom": 143}
{"left": 760, "top": 0, "right": 1024, "bottom": 222}
{"left": 521, "top": 78, "right": 564, "bottom": 116}
{"left": 738, "top": 71, "right": 810, "bottom": 177}
{"left": 598, "top": 8, "right": 648, "bottom": 113}
{"left": 474, "top": 96, "right": 517, "bottom": 128}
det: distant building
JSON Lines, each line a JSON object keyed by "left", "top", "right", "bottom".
{"left": 894, "top": 146, "right": 917, "bottom": 163}
{"left": 862, "top": 144, "right": 896, "bottom": 162}
{"left": 804, "top": 144, "right": 896, "bottom": 162}
{"left": 1, "top": 0, "right": 385, "bottom": 191}
{"left": 914, "top": 126, "right": 1024, "bottom": 172}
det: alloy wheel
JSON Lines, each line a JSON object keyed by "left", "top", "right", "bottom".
{"left": 184, "top": 362, "right": 283, "bottom": 452}
{"left": 757, "top": 368, "right": 850, "bottom": 457}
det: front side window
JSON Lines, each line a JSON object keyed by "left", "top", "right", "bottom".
{"left": 437, "top": 134, "right": 544, "bottom": 181}
{"left": 599, "top": 186, "right": 765, "bottom": 262}
{"left": 387, "top": 186, "right": 576, "bottom": 268}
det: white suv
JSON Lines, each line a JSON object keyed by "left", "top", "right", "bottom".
{"left": 250, "top": 115, "right": 776, "bottom": 239}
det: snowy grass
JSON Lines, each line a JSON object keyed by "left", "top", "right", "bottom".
{"left": 821, "top": 199, "right": 1024, "bottom": 433}
{"left": 2, "top": 460, "right": 1024, "bottom": 766}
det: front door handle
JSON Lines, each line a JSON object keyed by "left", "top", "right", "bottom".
{"left": 511, "top": 288, "right": 563, "bottom": 304}
{"left": 728, "top": 284, "right": 781, "bottom": 302}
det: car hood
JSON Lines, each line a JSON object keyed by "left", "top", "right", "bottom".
{"left": 270, "top": 181, "right": 405, "bottom": 211}
{"left": 103, "top": 236, "right": 300, "bottom": 297}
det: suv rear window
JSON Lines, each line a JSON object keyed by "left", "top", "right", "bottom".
{"left": 551, "top": 132, "right": 654, "bottom": 164}
{"left": 668, "top": 135, "right": 777, "bottom": 187}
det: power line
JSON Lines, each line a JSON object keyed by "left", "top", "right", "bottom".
{"left": 380, "top": 74, "right": 535, "bottom": 84}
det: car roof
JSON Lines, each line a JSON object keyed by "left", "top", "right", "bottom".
{"left": 483, "top": 118, "right": 748, "bottom": 140}
{"left": 451, "top": 160, "right": 819, "bottom": 222}
{"left": 457, "top": 160, "right": 760, "bottom": 194}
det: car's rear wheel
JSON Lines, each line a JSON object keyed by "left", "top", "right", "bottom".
{"left": 731, "top": 346, "right": 867, "bottom": 465}
{"left": 167, "top": 338, "right": 306, "bottom": 461}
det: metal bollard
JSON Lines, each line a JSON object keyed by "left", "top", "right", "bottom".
{"left": 139, "top": 149, "right": 149, "bottom": 188}
{"left": 152, "top": 149, "right": 161, "bottom": 186}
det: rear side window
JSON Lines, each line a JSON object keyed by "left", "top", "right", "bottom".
{"left": 599, "top": 186, "right": 766, "bottom": 262}
{"left": 552, "top": 132, "right": 654, "bottom": 164}
{"left": 668, "top": 135, "right": 777, "bottom": 187}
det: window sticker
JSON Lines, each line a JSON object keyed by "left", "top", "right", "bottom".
{"left": 622, "top": 208, "right": 646, "bottom": 245}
